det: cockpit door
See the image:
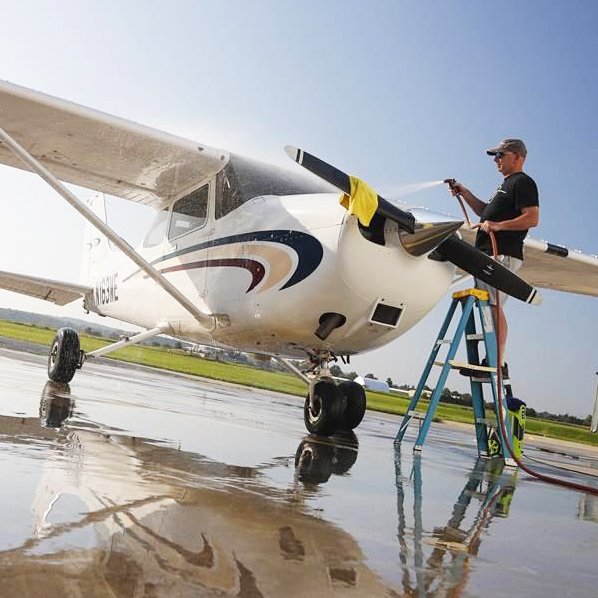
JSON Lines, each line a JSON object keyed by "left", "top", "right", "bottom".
{"left": 158, "top": 181, "right": 214, "bottom": 318}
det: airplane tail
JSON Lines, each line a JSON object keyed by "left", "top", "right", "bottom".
{"left": 79, "top": 193, "right": 113, "bottom": 285}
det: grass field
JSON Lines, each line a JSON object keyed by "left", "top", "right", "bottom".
{"left": 1, "top": 319, "right": 597, "bottom": 447}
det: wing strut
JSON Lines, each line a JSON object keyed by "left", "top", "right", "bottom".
{"left": 85, "top": 323, "right": 170, "bottom": 359}
{"left": 0, "top": 127, "right": 227, "bottom": 331}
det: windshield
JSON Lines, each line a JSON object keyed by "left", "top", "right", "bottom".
{"left": 143, "top": 208, "right": 169, "bottom": 248}
{"left": 215, "top": 154, "right": 331, "bottom": 219}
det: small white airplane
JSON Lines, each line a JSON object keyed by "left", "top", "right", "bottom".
{"left": 0, "top": 80, "right": 597, "bottom": 436}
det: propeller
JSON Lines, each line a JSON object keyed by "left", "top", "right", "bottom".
{"left": 284, "top": 145, "right": 416, "bottom": 234}
{"left": 436, "top": 235, "right": 541, "bottom": 305}
{"left": 285, "top": 145, "right": 542, "bottom": 306}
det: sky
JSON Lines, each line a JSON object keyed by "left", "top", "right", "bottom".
{"left": 0, "top": 0, "right": 597, "bottom": 416}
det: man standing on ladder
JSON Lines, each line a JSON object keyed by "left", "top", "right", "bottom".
{"left": 448, "top": 139, "right": 540, "bottom": 378}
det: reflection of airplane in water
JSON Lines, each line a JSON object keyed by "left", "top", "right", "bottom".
{"left": 0, "top": 383, "right": 393, "bottom": 597}
{"left": 394, "top": 450, "right": 518, "bottom": 597}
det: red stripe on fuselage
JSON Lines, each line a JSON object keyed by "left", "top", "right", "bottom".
{"left": 159, "top": 259, "right": 265, "bottom": 292}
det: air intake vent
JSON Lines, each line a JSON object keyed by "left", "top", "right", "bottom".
{"left": 369, "top": 302, "right": 403, "bottom": 328}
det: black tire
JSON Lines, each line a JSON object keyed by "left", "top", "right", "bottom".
{"left": 47, "top": 328, "right": 81, "bottom": 383}
{"left": 329, "top": 431, "right": 359, "bottom": 474}
{"left": 294, "top": 438, "right": 334, "bottom": 484}
{"left": 304, "top": 380, "right": 346, "bottom": 436}
{"left": 338, "top": 381, "right": 367, "bottom": 431}
{"left": 294, "top": 433, "right": 359, "bottom": 484}
{"left": 40, "top": 381, "right": 73, "bottom": 428}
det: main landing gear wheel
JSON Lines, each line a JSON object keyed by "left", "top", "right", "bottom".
{"left": 47, "top": 327, "right": 82, "bottom": 383}
{"left": 338, "top": 381, "right": 367, "bottom": 431}
{"left": 304, "top": 380, "right": 346, "bottom": 436}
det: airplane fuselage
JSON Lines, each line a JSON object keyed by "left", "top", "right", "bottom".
{"left": 87, "top": 191, "right": 456, "bottom": 359}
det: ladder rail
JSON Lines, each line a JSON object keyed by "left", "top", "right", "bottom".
{"left": 413, "top": 296, "right": 477, "bottom": 450}
{"left": 478, "top": 301, "right": 515, "bottom": 462}
{"left": 464, "top": 308, "right": 490, "bottom": 455}
{"left": 395, "top": 298, "right": 461, "bottom": 442}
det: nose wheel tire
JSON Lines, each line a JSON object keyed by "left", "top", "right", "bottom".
{"left": 48, "top": 328, "right": 81, "bottom": 383}
{"left": 295, "top": 439, "right": 335, "bottom": 484}
{"left": 304, "top": 380, "right": 346, "bottom": 436}
{"left": 294, "top": 432, "right": 359, "bottom": 484}
{"left": 338, "top": 381, "right": 367, "bottom": 431}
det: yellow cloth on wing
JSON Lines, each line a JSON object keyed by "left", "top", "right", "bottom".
{"left": 339, "top": 175, "right": 379, "bottom": 226}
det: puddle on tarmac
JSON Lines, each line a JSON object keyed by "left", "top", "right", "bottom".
{"left": 0, "top": 349, "right": 597, "bottom": 597}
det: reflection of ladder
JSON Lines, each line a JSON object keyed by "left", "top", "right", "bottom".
{"left": 395, "top": 289, "right": 517, "bottom": 464}
{"left": 393, "top": 450, "right": 519, "bottom": 596}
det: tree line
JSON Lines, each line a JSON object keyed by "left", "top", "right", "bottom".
{"left": 330, "top": 365, "right": 593, "bottom": 426}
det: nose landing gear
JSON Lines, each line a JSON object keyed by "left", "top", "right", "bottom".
{"left": 304, "top": 379, "right": 346, "bottom": 435}
{"left": 280, "top": 351, "right": 367, "bottom": 436}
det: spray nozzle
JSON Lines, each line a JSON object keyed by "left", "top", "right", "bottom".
{"left": 444, "top": 178, "right": 472, "bottom": 227}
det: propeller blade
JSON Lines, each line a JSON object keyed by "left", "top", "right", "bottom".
{"left": 285, "top": 145, "right": 416, "bottom": 233}
{"left": 436, "top": 235, "right": 542, "bottom": 305}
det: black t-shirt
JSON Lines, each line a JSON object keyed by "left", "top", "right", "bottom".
{"left": 475, "top": 171, "right": 539, "bottom": 259}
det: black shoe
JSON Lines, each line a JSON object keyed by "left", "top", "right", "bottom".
{"left": 480, "top": 357, "right": 509, "bottom": 379}
{"left": 458, "top": 365, "right": 476, "bottom": 377}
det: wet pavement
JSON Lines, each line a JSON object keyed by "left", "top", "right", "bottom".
{"left": 0, "top": 347, "right": 597, "bottom": 597}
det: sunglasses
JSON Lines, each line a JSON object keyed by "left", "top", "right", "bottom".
{"left": 493, "top": 151, "right": 514, "bottom": 159}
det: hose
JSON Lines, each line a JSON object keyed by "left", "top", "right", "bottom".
{"left": 451, "top": 186, "right": 598, "bottom": 495}
{"left": 489, "top": 230, "right": 598, "bottom": 495}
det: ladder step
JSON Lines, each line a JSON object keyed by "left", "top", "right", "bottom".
{"left": 471, "top": 374, "right": 511, "bottom": 383}
{"left": 476, "top": 417, "right": 498, "bottom": 427}
{"left": 466, "top": 333, "right": 484, "bottom": 341}
{"left": 407, "top": 410, "right": 427, "bottom": 420}
{"left": 464, "top": 489, "right": 486, "bottom": 499}
{"left": 449, "top": 360, "right": 496, "bottom": 373}
{"left": 433, "top": 360, "right": 497, "bottom": 373}
{"left": 435, "top": 339, "right": 453, "bottom": 345}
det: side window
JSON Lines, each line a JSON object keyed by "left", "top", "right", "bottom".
{"left": 143, "top": 208, "right": 170, "bottom": 248}
{"left": 168, "top": 184, "right": 209, "bottom": 240}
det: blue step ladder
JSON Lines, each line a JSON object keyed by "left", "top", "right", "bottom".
{"left": 394, "top": 289, "right": 517, "bottom": 465}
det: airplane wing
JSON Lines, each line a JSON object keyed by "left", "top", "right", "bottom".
{"left": 518, "top": 238, "right": 598, "bottom": 297}
{"left": 0, "top": 271, "right": 92, "bottom": 306}
{"left": 458, "top": 227, "right": 598, "bottom": 297}
{"left": 0, "top": 80, "right": 228, "bottom": 208}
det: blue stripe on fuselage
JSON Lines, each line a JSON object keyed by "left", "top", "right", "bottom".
{"left": 123, "top": 230, "right": 323, "bottom": 289}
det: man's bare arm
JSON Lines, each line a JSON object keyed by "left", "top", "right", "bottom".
{"left": 449, "top": 183, "right": 487, "bottom": 217}
{"left": 479, "top": 206, "right": 539, "bottom": 233}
